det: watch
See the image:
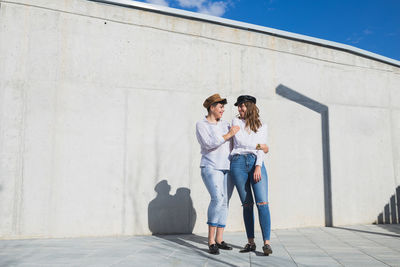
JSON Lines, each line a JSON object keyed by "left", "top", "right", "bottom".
{"left": 256, "top": 144, "right": 261, "bottom": 150}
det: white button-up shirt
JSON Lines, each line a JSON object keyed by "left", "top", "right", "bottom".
{"left": 231, "top": 117, "right": 268, "bottom": 166}
{"left": 196, "top": 117, "right": 231, "bottom": 170}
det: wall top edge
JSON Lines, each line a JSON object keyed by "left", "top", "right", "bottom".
{"left": 88, "top": 0, "right": 400, "bottom": 68}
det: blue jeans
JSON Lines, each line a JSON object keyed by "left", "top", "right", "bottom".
{"left": 230, "top": 154, "right": 271, "bottom": 241}
{"left": 200, "top": 167, "right": 234, "bottom": 228}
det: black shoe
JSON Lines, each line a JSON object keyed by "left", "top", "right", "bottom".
{"left": 262, "top": 244, "right": 273, "bottom": 256}
{"left": 239, "top": 243, "right": 256, "bottom": 253}
{"left": 208, "top": 243, "right": 220, "bottom": 255}
{"left": 216, "top": 241, "right": 233, "bottom": 250}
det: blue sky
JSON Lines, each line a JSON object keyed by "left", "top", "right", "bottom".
{"left": 133, "top": 0, "right": 400, "bottom": 62}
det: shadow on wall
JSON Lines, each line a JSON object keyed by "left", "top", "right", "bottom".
{"left": 148, "top": 180, "right": 197, "bottom": 234}
{"left": 276, "top": 84, "right": 333, "bottom": 227}
{"left": 375, "top": 185, "right": 400, "bottom": 225}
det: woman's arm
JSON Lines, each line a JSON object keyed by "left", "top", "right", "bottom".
{"left": 196, "top": 122, "right": 224, "bottom": 150}
{"left": 223, "top": 126, "right": 240, "bottom": 141}
{"left": 254, "top": 123, "right": 267, "bottom": 182}
{"left": 256, "top": 123, "right": 269, "bottom": 153}
{"left": 256, "top": 144, "right": 269, "bottom": 153}
{"left": 196, "top": 122, "right": 239, "bottom": 150}
{"left": 253, "top": 165, "right": 262, "bottom": 183}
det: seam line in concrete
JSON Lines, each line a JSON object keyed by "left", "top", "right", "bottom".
{"left": 115, "top": 85, "right": 399, "bottom": 111}
{"left": 314, "top": 228, "right": 349, "bottom": 266}
{"left": 328, "top": 103, "right": 398, "bottom": 110}
{"left": 8, "top": 80, "right": 394, "bottom": 113}
{"left": 19, "top": 80, "right": 27, "bottom": 236}
{"left": 297, "top": 228, "right": 345, "bottom": 267}
{"left": 350, "top": 226, "right": 400, "bottom": 263}
{"left": 116, "top": 85, "right": 400, "bottom": 112}
{"left": 11, "top": 84, "right": 27, "bottom": 236}
{"left": 0, "top": 0, "right": 397, "bottom": 74}
{"left": 121, "top": 89, "right": 128, "bottom": 235}
{"left": 388, "top": 102, "right": 399, "bottom": 192}
{"left": 273, "top": 231, "right": 298, "bottom": 267}
{"left": 320, "top": 227, "right": 392, "bottom": 266}
{"left": 248, "top": 252, "right": 252, "bottom": 267}
{"left": 345, "top": 225, "right": 400, "bottom": 254}
{"left": 6, "top": 80, "right": 397, "bottom": 113}
{"left": 109, "top": 254, "right": 134, "bottom": 267}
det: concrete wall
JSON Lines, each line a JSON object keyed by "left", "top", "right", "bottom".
{"left": 0, "top": 0, "right": 399, "bottom": 239}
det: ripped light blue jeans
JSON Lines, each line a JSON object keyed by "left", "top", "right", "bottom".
{"left": 230, "top": 153, "right": 271, "bottom": 241}
{"left": 200, "top": 167, "right": 234, "bottom": 228}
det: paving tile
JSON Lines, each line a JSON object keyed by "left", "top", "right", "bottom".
{"left": 291, "top": 255, "right": 342, "bottom": 266}
{"left": 1, "top": 225, "right": 400, "bottom": 267}
{"left": 336, "top": 259, "right": 389, "bottom": 267}
{"left": 250, "top": 250, "right": 297, "bottom": 267}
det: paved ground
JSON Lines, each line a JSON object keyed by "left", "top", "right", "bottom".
{"left": 1, "top": 225, "right": 399, "bottom": 267}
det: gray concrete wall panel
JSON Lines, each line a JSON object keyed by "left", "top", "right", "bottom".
{"left": 330, "top": 106, "right": 395, "bottom": 225}
{"left": 391, "top": 110, "right": 400, "bottom": 186}
{"left": 1, "top": 0, "right": 399, "bottom": 238}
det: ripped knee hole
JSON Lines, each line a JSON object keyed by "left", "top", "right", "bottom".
{"left": 257, "top": 202, "right": 268, "bottom": 206}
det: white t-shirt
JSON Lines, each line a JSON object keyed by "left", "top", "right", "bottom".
{"left": 231, "top": 117, "right": 268, "bottom": 166}
{"left": 196, "top": 117, "right": 231, "bottom": 170}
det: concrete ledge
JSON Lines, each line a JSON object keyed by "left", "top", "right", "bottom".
{"left": 89, "top": 0, "right": 400, "bottom": 68}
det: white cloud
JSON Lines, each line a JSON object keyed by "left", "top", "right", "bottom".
{"left": 145, "top": 0, "right": 169, "bottom": 6}
{"left": 198, "top": 1, "right": 227, "bottom": 17}
{"left": 363, "top": 29, "right": 373, "bottom": 35}
{"left": 176, "top": 0, "right": 206, "bottom": 8}
{"left": 346, "top": 34, "right": 363, "bottom": 44}
{"left": 347, "top": 29, "right": 375, "bottom": 45}
{"left": 144, "top": 0, "right": 229, "bottom": 17}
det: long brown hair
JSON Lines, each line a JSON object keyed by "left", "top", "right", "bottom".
{"left": 243, "top": 102, "right": 262, "bottom": 132}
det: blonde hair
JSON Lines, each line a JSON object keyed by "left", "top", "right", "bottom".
{"left": 243, "top": 102, "right": 262, "bottom": 132}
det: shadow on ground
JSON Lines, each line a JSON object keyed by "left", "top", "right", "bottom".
{"left": 333, "top": 226, "right": 400, "bottom": 238}
{"left": 153, "top": 233, "right": 267, "bottom": 266}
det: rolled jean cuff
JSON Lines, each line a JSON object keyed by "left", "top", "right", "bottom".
{"left": 207, "top": 222, "right": 226, "bottom": 228}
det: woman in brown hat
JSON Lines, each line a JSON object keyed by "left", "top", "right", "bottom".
{"left": 195, "top": 93, "right": 240, "bottom": 255}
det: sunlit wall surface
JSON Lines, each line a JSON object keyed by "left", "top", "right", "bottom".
{"left": 1, "top": 0, "right": 399, "bottom": 239}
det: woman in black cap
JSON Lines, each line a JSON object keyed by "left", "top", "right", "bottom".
{"left": 195, "top": 94, "right": 240, "bottom": 255}
{"left": 230, "top": 95, "right": 272, "bottom": 256}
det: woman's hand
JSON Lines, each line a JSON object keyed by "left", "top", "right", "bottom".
{"left": 230, "top": 126, "right": 240, "bottom": 136}
{"left": 224, "top": 126, "right": 240, "bottom": 140}
{"left": 256, "top": 144, "right": 269, "bottom": 153}
{"left": 253, "top": 165, "right": 262, "bottom": 183}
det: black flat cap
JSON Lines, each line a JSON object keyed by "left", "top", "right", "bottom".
{"left": 234, "top": 95, "right": 257, "bottom": 106}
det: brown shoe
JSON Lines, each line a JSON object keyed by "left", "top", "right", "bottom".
{"left": 216, "top": 241, "right": 233, "bottom": 250}
{"left": 208, "top": 243, "right": 220, "bottom": 255}
{"left": 240, "top": 243, "right": 256, "bottom": 253}
{"left": 262, "top": 244, "right": 273, "bottom": 256}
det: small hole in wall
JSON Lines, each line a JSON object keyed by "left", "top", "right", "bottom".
{"left": 104, "top": 21, "right": 107, "bottom": 24}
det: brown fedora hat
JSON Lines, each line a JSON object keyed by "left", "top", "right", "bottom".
{"left": 203, "top": 93, "right": 227, "bottom": 109}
